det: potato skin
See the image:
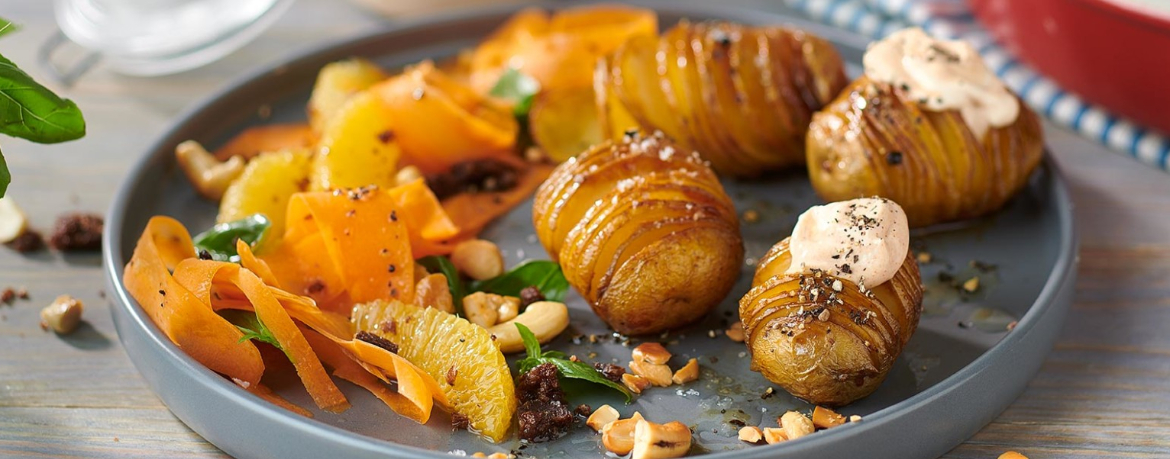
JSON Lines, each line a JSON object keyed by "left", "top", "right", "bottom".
{"left": 534, "top": 131, "right": 743, "bottom": 335}
{"left": 806, "top": 76, "right": 1044, "bottom": 227}
{"left": 596, "top": 21, "right": 847, "bottom": 177}
{"left": 739, "top": 238, "right": 923, "bottom": 406}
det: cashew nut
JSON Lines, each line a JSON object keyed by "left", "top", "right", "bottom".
{"left": 486, "top": 301, "right": 569, "bottom": 353}
{"left": 175, "top": 140, "right": 245, "bottom": 201}
{"left": 40, "top": 295, "right": 83, "bottom": 334}
{"left": 762, "top": 427, "right": 788, "bottom": 444}
{"left": 394, "top": 165, "right": 422, "bottom": 186}
{"left": 450, "top": 239, "right": 505, "bottom": 281}
{"left": 671, "top": 358, "right": 699, "bottom": 385}
{"left": 631, "top": 419, "right": 692, "bottom": 459}
{"left": 780, "top": 411, "right": 815, "bottom": 440}
{"left": 415, "top": 273, "right": 454, "bottom": 313}
{"left": 629, "top": 359, "right": 673, "bottom": 387}
{"left": 631, "top": 342, "right": 671, "bottom": 364}
{"left": 0, "top": 197, "right": 28, "bottom": 243}
{"left": 601, "top": 412, "right": 643, "bottom": 455}
{"left": 586, "top": 404, "right": 620, "bottom": 432}
{"left": 725, "top": 321, "right": 745, "bottom": 342}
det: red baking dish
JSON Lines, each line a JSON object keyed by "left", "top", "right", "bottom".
{"left": 968, "top": 0, "right": 1170, "bottom": 136}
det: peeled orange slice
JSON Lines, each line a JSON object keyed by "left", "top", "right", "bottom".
{"left": 352, "top": 300, "right": 516, "bottom": 442}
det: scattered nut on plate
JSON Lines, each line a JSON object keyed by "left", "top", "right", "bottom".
{"left": 621, "top": 373, "right": 652, "bottom": 394}
{"left": 629, "top": 359, "right": 673, "bottom": 387}
{"left": 0, "top": 197, "right": 28, "bottom": 243}
{"left": 737, "top": 426, "right": 763, "bottom": 444}
{"left": 631, "top": 342, "right": 671, "bottom": 364}
{"left": 762, "top": 427, "right": 788, "bottom": 444}
{"left": 631, "top": 419, "right": 691, "bottom": 459}
{"left": 587, "top": 404, "right": 620, "bottom": 432}
{"left": 40, "top": 295, "right": 83, "bottom": 335}
{"left": 812, "top": 406, "right": 846, "bottom": 429}
{"left": 601, "top": 412, "right": 643, "bottom": 455}
{"left": 998, "top": 452, "right": 1028, "bottom": 459}
{"left": 450, "top": 239, "right": 505, "bottom": 281}
{"left": 725, "top": 321, "right": 745, "bottom": 342}
{"left": 780, "top": 411, "right": 815, "bottom": 440}
{"left": 175, "top": 140, "right": 244, "bottom": 201}
{"left": 671, "top": 358, "right": 699, "bottom": 384}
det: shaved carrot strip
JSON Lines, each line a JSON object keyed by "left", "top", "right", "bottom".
{"left": 303, "top": 328, "right": 431, "bottom": 423}
{"left": 214, "top": 123, "right": 317, "bottom": 161}
{"left": 441, "top": 163, "right": 553, "bottom": 240}
{"left": 235, "top": 269, "right": 350, "bottom": 413}
{"left": 384, "top": 178, "right": 461, "bottom": 257}
{"left": 245, "top": 383, "right": 314, "bottom": 418}
{"left": 124, "top": 217, "right": 264, "bottom": 387}
{"left": 237, "top": 239, "right": 281, "bottom": 287}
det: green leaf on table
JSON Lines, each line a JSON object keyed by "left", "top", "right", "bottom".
{"left": 515, "top": 323, "right": 633, "bottom": 403}
{"left": 0, "top": 54, "right": 86, "bottom": 143}
{"left": 192, "top": 214, "right": 270, "bottom": 262}
{"left": 416, "top": 255, "right": 466, "bottom": 315}
{"left": 0, "top": 147, "right": 8, "bottom": 198}
{"left": 469, "top": 260, "right": 569, "bottom": 302}
{"left": 0, "top": 18, "right": 19, "bottom": 39}
{"left": 219, "top": 309, "right": 290, "bottom": 360}
{"left": 488, "top": 67, "right": 540, "bottom": 118}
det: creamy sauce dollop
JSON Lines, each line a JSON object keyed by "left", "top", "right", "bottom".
{"left": 863, "top": 27, "right": 1019, "bottom": 139}
{"left": 785, "top": 197, "right": 910, "bottom": 287}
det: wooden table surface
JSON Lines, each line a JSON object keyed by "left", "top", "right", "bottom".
{"left": 1, "top": 0, "right": 1168, "bottom": 458}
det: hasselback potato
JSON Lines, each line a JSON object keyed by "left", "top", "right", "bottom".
{"left": 806, "top": 29, "right": 1044, "bottom": 227}
{"left": 595, "top": 21, "right": 847, "bottom": 177}
{"left": 739, "top": 198, "right": 922, "bottom": 406}
{"left": 533, "top": 131, "right": 743, "bottom": 335}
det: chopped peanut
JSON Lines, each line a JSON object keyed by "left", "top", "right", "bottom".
{"left": 725, "top": 321, "right": 745, "bottom": 342}
{"left": 849, "top": 415, "right": 862, "bottom": 423}
{"left": 587, "top": 404, "right": 620, "bottom": 432}
{"left": 737, "top": 426, "right": 763, "bottom": 444}
{"left": 601, "top": 412, "right": 643, "bottom": 455}
{"left": 631, "top": 419, "right": 691, "bottom": 459}
{"left": 622, "top": 373, "right": 651, "bottom": 394}
{"left": 40, "top": 295, "right": 83, "bottom": 334}
{"left": 671, "top": 358, "right": 699, "bottom": 384}
{"left": 780, "top": 411, "right": 814, "bottom": 440}
{"left": 762, "top": 427, "right": 787, "bottom": 444}
{"left": 812, "top": 406, "right": 846, "bottom": 429}
{"left": 629, "top": 359, "right": 673, "bottom": 387}
{"left": 631, "top": 342, "right": 671, "bottom": 364}
{"left": 450, "top": 239, "right": 504, "bottom": 281}
{"left": 487, "top": 453, "right": 509, "bottom": 459}
{"left": 414, "top": 273, "right": 454, "bottom": 313}
{"left": 463, "top": 292, "right": 518, "bottom": 328}
{"left": 998, "top": 452, "right": 1028, "bottom": 459}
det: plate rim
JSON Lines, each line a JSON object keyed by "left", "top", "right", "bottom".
{"left": 101, "top": 2, "right": 1079, "bottom": 458}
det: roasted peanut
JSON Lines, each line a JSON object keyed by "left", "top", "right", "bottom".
{"left": 780, "top": 411, "right": 814, "bottom": 440}
{"left": 40, "top": 295, "right": 83, "bottom": 334}
{"left": 621, "top": 373, "right": 651, "bottom": 394}
{"left": 629, "top": 359, "right": 673, "bottom": 387}
{"left": 175, "top": 140, "right": 245, "bottom": 201}
{"left": 463, "top": 292, "right": 500, "bottom": 327}
{"left": 812, "top": 406, "right": 846, "bottom": 429}
{"left": 738, "top": 426, "right": 763, "bottom": 444}
{"left": 395, "top": 165, "right": 422, "bottom": 185}
{"left": 725, "top": 321, "right": 745, "bottom": 342}
{"left": 631, "top": 342, "right": 671, "bottom": 364}
{"left": 601, "top": 412, "right": 643, "bottom": 455}
{"left": 631, "top": 420, "right": 691, "bottom": 459}
{"left": 496, "top": 296, "right": 520, "bottom": 323}
{"left": 998, "top": 452, "right": 1028, "bottom": 459}
{"left": 415, "top": 273, "right": 454, "bottom": 313}
{"left": 0, "top": 197, "right": 28, "bottom": 243}
{"left": 587, "top": 404, "right": 620, "bottom": 432}
{"left": 762, "top": 427, "right": 787, "bottom": 444}
{"left": 671, "top": 358, "right": 699, "bottom": 384}
{"left": 450, "top": 239, "right": 504, "bottom": 281}
{"left": 486, "top": 301, "right": 569, "bottom": 353}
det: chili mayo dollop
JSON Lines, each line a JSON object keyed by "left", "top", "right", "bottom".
{"left": 786, "top": 197, "right": 909, "bottom": 287}
{"left": 863, "top": 27, "right": 1019, "bottom": 139}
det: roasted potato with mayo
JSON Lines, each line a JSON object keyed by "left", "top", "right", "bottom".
{"left": 534, "top": 131, "right": 742, "bottom": 335}
{"left": 739, "top": 198, "right": 923, "bottom": 406}
{"left": 806, "top": 28, "right": 1044, "bottom": 227}
{"left": 596, "top": 21, "right": 847, "bottom": 176}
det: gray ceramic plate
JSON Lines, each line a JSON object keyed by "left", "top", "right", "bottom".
{"left": 101, "top": 2, "right": 1078, "bottom": 458}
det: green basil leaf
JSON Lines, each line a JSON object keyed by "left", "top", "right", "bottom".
{"left": 416, "top": 255, "right": 466, "bottom": 315}
{"left": 0, "top": 53, "right": 86, "bottom": 143}
{"left": 192, "top": 214, "right": 270, "bottom": 262}
{"left": 488, "top": 67, "right": 540, "bottom": 118}
{"left": 513, "top": 323, "right": 632, "bottom": 403}
{"left": 0, "top": 18, "right": 18, "bottom": 39}
{"left": 0, "top": 147, "right": 8, "bottom": 198}
{"left": 469, "top": 260, "right": 569, "bottom": 302}
{"left": 219, "top": 309, "right": 290, "bottom": 360}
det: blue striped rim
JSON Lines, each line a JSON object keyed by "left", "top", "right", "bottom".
{"left": 1099, "top": 116, "right": 1117, "bottom": 146}
{"left": 1018, "top": 74, "right": 1042, "bottom": 98}
{"left": 1160, "top": 143, "right": 1170, "bottom": 168}
{"left": 1070, "top": 103, "right": 1091, "bottom": 130}
{"left": 1043, "top": 90, "right": 1065, "bottom": 117}
{"left": 823, "top": 0, "right": 845, "bottom": 21}
{"left": 849, "top": 3, "right": 870, "bottom": 29}
{"left": 1130, "top": 127, "right": 1146, "bottom": 154}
